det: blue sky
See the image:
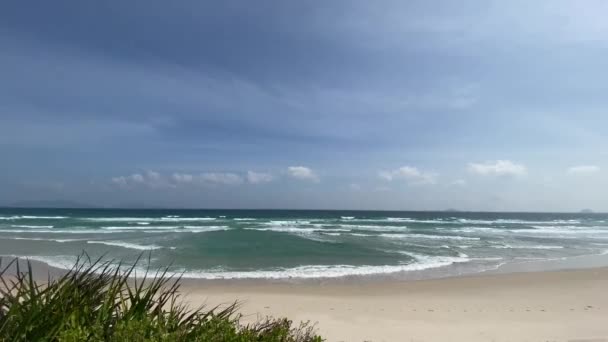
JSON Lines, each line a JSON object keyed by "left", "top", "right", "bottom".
{"left": 1, "top": 0, "right": 607, "bottom": 211}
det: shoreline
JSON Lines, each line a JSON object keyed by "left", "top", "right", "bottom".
{"left": 5, "top": 247, "right": 608, "bottom": 285}
{"left": 3, "top": 257, "right": 608, "bottom": 341}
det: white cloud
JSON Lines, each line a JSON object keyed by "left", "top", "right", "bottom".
{"left": 349, "top": 183, "right": 362, "bottom": 191}
{"left": 287, "top": 166, "right": 319, "bottom": 182}
{"left": 111, "top": 176, "right": 128, "bottom": 187}
{"left": 130, "top": 173, "right": 145, "bottom": 183}
{"left": 199, "top": 172, "right": 243, "bottom": 185}
{"left": 567, "top": 165, "right": 600, "bottom": 175}
{"left": 467, "top": 160, "right": 527, "bottom": 177}
{"left": 246, "top": 171, "right": 274, "bottom": 184}
{"left": 111, "top": 173, "right": 144, "bottom": 187}
{"left": 450, "top": 179, "right": 466, "bottom": 186}
{"left": 379, "top": 166, "right": 437, "bottom": 185}
{"left": 146, "top": 171, "right": 161, "bottom": 181}
{"left": 113, "top": 171, "right": 244, "bottom": 187}
{"left": 172, "top": 173, "right": 194, "bottom": 183}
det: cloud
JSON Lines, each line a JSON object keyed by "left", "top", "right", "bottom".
{"left": 450, "top": 179, "right": 466, "bottom": 186}
{"left": 467, "top": 160, "right": 527, "bottom": 177}
{"left": 114, "top": 171, "right": 243, "bottom": 187}
{"left": 172, "top": 173, "right": 194, "bottom": 183}
{"left": 567, "top": 165, "right": 600, "bottom": 174}
{"left": 246, "top": 171, "right": 273, "bottom": 184}
{"left": 379, "top": 166, "right": 437, "bottom": 185}
{"left": 287, "top": 166, "right": 319, "bottom": 182}
{"left": 199, "top": 173, "right": 243, "bottom": 185}
{"left": 111, "top": 173, "right": 144, "bottom": 187}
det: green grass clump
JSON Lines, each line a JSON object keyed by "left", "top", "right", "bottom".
{"left": 0, "top": 255, "right": 323, "bottom": 341}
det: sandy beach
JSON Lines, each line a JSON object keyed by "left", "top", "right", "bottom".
{"left": 180, "top": 268, "right": 608, "bottom": 342}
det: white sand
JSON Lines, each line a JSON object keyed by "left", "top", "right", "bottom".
{"left": 182, "top": 268, "right": 608, "bottom": 342}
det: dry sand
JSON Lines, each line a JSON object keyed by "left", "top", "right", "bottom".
{"left": 181, "top": 268, "right": 608, "bottom": 342}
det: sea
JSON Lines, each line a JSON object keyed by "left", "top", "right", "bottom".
{"left": 1, "top": 208, "right": 608, "bottom": 281}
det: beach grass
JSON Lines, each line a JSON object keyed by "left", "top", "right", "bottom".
{"left": 0, "top": 254, "right": 323, "bottom": 341}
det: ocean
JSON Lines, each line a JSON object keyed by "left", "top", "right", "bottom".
{"left": 1, "top": 208, "right": 607, "bottom": 280}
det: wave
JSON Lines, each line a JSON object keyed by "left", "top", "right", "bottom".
{"left": 83, "top": 217, "right": 217, "bottom": 222}
{"left": 340, "top": 216, "right": 355, "bottom": 220}
{"left": 173, "top": 257, "right": 471, "bottom": 279}
{"left": 512, "top": 226, "right": 608, "bottom": 235}
{"left": 179, "top": 226, "right": 231, "bottom": 233}
{"left": 159, "top": 217, "right": 217, "bottom": 222}
{"left": 264, "top": 220, "right": 311, "bottom": 226}
{"left": 351, "top": 218, "right": 590, "bottom": 225}
{"left": 0, "top": 229, "right": 128, "bottom": 234}
{"left": 246, "top": 227, "right": 351, "bottom": 234}
{"left": 457, "top": 219, "right": 582, "bottom": 225}
{"left": 1, "top": 253, "right": 472, "bottom": 279}
{"left": 83, "top": 217, "right": 158, "bottom": 222}
{"left": 86, "top": 240, "right": 163, "bottom": 250}
{"left": 10, "top": 225, "right": 54, "bottom": 229}
{"left": 492, "top": 244, "right": 564, "bottom": 250}
{"left": 0, "top": 216, "right": 68, "bottom": 220}
{"left": 101, "top": 226, "right": 180, "bottom": 230}
{"left": 380, "top": 233, "right": 480, "bottom": 241}
{"left": 233, "top": 218, "right": 255, "bottom": 221}
{"left": 338, "top": 224, "right": 408, "bottom": 231}
{"left": 0, "top": 237, "right": 83, "bottom": 243}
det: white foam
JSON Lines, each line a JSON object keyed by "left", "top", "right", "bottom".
{"left": 492, "top": 244, "right": 564, "bottom": 250}
{"left": 458, "top": 219, "right": 582, "bottom": 225}
{"left": 380, "top": 233, "right": 480, "bottom": 241}
{"left": 338, "top": 224, "right": 408, "bottom": 231}
{"left": 264, "top": 220, "right": 311, "bottom": 226}
{"left": 246, "top": 227, "right": 351, "bottom": 234}
{"left": 10, "top": 225, "right": 54, "bottom": 229}
{"left": 83, "top": 217, "right": 216, "bottom": 222}
{"left": 246, "top": 227, "right": 316, "bottom": 234}
{"left": 180, "top": 226, "right": 231, "bottom": 233}
{"left": 136, "top": 222, "right": 150, "bottom": 225}
{"left": 513, "top": 226, "right": 608, "bottom": 235}
{"left": 102, "top": 226, "right": 180, "bottom": 230}
{"left": 83, "top": 217, "right": 157, "bottom": 222}
{"left": 1, "top": 237, "right": 83, "bottom": 243}
{"left": 1, "top": 254, "right": 472, "bottom": 279}
{"left": 86, "top": 240, "right": 163, "bottom": 250}
{"left": 160, "top": 217, "right": 216, "bottom": 222}
{"left": 173, "top": 257, "right": 471, "bottom": 279}
{"left": 340, "top": 216, "right": 355, "bottom": 220}
{"left": 234, "top": 218, "right": 255, "bottom": 221}
{"left": 0, "top": 229, "right": 127, "bottom": 234}
{"left": 0, "top": 216, "right": 68, "bottom": 220}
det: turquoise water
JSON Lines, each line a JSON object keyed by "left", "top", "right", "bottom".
{"left": 1, "top": 209, "right": 607, "bottom": 279}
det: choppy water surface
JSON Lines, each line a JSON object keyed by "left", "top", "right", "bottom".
{"left": 1, "top": 209, "right": 607, "bottom": 280}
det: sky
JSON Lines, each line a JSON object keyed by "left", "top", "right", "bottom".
{"left": 1, "top": 0, "right": 607, "bottom": 211}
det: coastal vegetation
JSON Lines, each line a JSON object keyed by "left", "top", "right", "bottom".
{"left": 0, "top": 255, "right": 323, "bottom": 341}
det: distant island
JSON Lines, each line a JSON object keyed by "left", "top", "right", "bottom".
{"left": 580, "top": 209, "right": 594, "bottom": 214}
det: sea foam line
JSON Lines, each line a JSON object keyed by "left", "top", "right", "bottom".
{"left": 380, "top": 233, "right": 480, "bottom": 241}
{"left": 10, "top": 225, "right": 54, "bottom": 229}
{"left": 0, "top": 237, "right": 83, "bottom": 243}
{"left": 0, "top": 216, "right": 68, "bottom": 220}
{"left": 86, "top": 240, "right": 163, "bottom": 250}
